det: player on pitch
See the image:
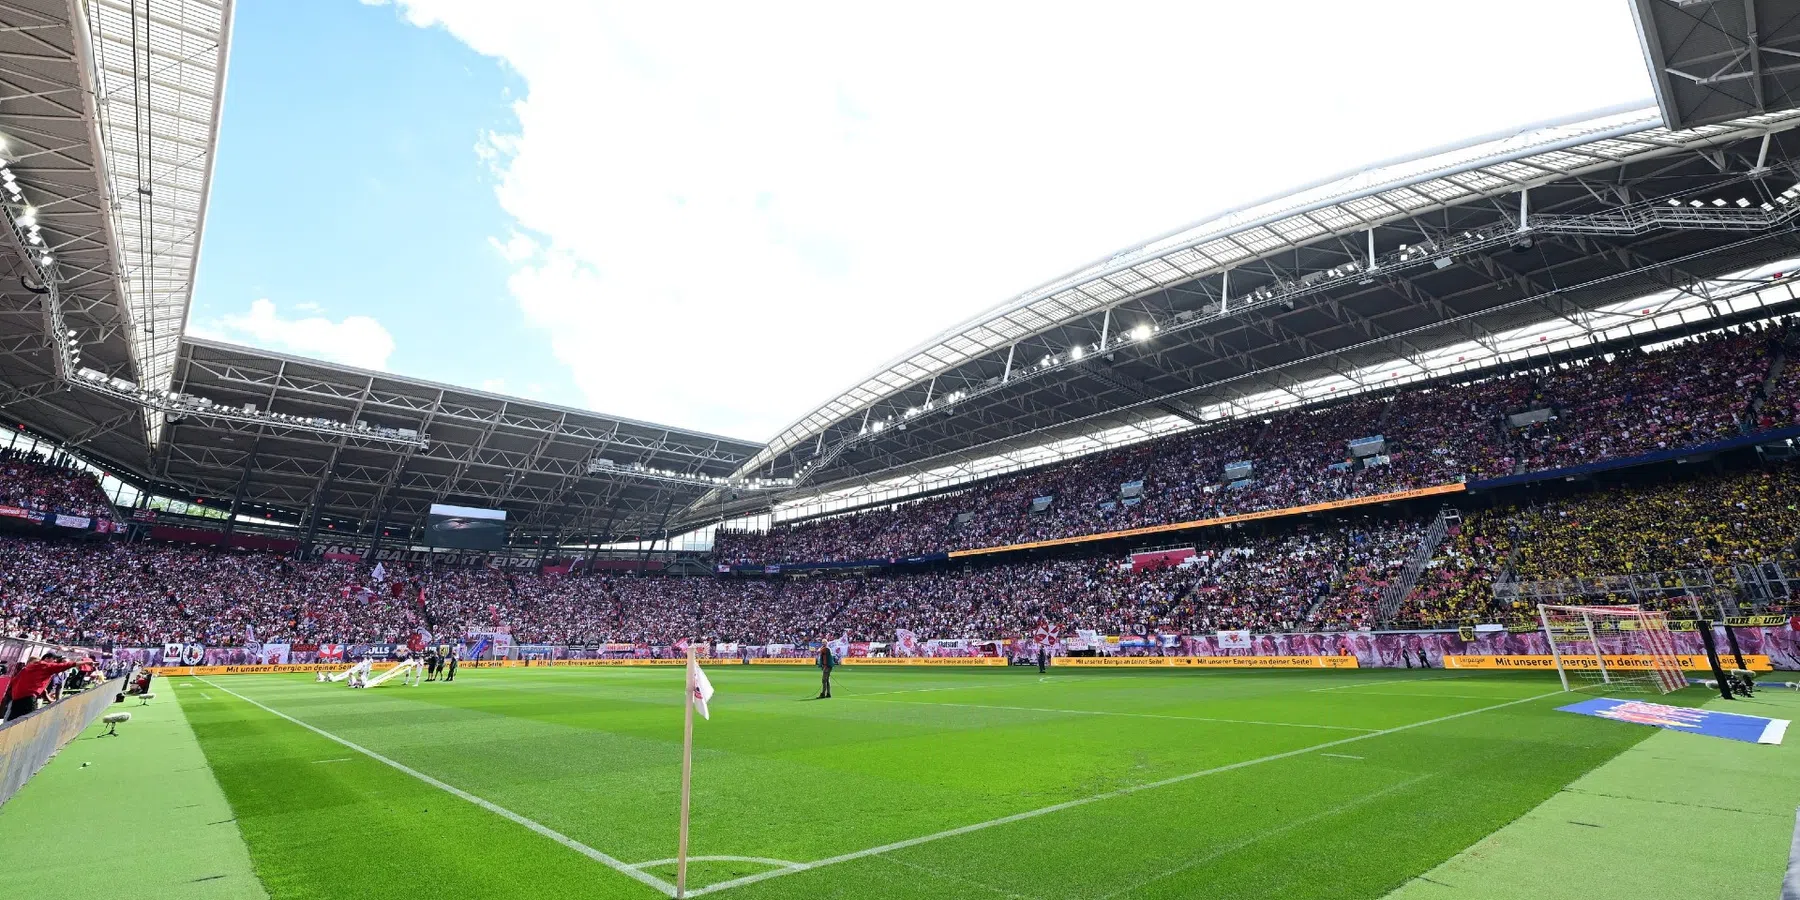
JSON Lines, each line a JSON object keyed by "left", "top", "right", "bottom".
{"left": 815, "top": 637, "right": 835, "bottom": 699}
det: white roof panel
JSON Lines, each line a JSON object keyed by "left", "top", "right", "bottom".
{"left": 85, "top": 0, "right": 231, "bottom": 399}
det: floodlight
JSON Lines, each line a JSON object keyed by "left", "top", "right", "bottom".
{"left": 1070, "top": 345, "right": 1085, "bottom": 360}
{"left": 1128, "top": 325, "right": 1151, "bottom": 342}
{"left": 15, "top": 212, "right": 33, "bottom": 227}
{"left": 1712, "top": 198, "right": 1727, "bottom": 207}
{"left": 1667, "top": 199, "right": 1682, "bottom": 207}
{"left": 1736, "top": 198, "right": 1751, "bottom": 208}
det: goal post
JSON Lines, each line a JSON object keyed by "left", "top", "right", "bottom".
{"left": 1537, "top": 604, "right": 1687, "bottom": 694}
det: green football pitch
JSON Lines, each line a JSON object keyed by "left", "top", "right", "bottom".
{"left": 7, "top": 665, "right": 1794, "bottom": 899}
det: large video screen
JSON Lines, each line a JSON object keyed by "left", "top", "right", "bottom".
{"left": 425, "top": 503, "right": 507, "bottom": 550}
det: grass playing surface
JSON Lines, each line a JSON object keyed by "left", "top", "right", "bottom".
{"left": 133, "top": 666, "right": 1748, "bottom": 898}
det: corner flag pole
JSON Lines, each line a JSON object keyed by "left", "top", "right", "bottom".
{"left": 676, "top": 645, "right": 696, "bottom": 898}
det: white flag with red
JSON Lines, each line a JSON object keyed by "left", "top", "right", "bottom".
{"left": 687, "top": 655, "right": 714, "bottom": 720}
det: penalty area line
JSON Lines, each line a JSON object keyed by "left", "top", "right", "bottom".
{"left": 686, "top": 690, "right": 1566, "bottom": 897}
{"left": 194, "top": 678, "right": 678, "bottom": 897}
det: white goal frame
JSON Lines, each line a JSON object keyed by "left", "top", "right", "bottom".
{"left": 1537, "top": 603, "right": 1687, "bottom": 694}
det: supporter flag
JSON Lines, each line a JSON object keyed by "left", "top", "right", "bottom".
{"left": 244, "top": 623, "right": 256, "bottom": 645}
{"left": 827, "top": 632, "right": 851, "bottom": 663}
{"left": 687, "top": 654, "right": 714, "bottom": 721}
{"left": 894, "top": 628, "right": 919, "bottom": 656}
{"left": 371, "top": 562, "right": 387, "bottom": 582}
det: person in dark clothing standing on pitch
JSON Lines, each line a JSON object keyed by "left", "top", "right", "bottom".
{"left": 816, "top": 640, "right": 835, "bottom": 699}
{"left": 445, "top": 648, "right": 459, "bottom": 682}
{"left": 1037, "top": 645, "right": 1048, "bottom": 674}
{"left": 424, "top": 647, "right": 440, "bottom": 681}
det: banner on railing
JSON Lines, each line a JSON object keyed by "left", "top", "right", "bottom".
{"left": 1442, "top": 654, "right": 1772, "bottom": 672}
{"left": 838, "top": 657, "right": 1007, "bottom": 666}
{"left": 1054, "top": 655, "right": 1359, "bottom": 668}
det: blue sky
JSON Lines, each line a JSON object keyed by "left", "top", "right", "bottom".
{"left": 191, "top": 1, "right": 1655, "bottom": 442}
{"left": 190, "top": 2, "right": 574, "bottom": 406}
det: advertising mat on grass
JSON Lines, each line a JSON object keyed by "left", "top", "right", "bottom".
{"left": 1557, "top": 697, "right": 1790, "bottom": 744}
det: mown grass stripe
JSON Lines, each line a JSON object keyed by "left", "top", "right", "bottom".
{"left": 195, "top": 677, "right": 678, "bottom": 897}
{"left": 687, "top": 690, "right": 1567, "bottom": 897}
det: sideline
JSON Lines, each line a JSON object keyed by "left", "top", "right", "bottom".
{"left": 194, "top": 678, "right": 679, "bottom": 897}
{"left": 687, "top": 690, "right": 1566, "bottom": 897}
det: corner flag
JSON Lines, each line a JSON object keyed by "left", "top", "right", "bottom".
{"left": 687, "top": 655, "right": 714, "bottom": 720}
{"left": 675, "top": 646, "right": 712, "bottom": 898}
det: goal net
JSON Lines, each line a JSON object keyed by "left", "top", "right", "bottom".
{"left": 1538, "top": 604, "right": 1686, "bottom": 694}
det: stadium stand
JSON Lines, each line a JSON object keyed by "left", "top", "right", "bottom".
{"left": 0, "top": 450, "right": 117, "bottom": 521}
{"left": 5, "top": 459, "right": 1792, "bottom": 650}
{"left": 1, "top": 318, "right": 1797, "bottom": 651}
{"left": 715, "top": 320, "right": 1795, "bottom": 565}
{"left": 1398, "top": 467, "right": 1800, "bottom": 626}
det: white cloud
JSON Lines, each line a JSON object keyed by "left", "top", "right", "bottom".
{"left": 369, "top": 0, "right": 1652, "bottom": 440}
{"left": 191, "top": 298, "right": 396, "bottom": 371}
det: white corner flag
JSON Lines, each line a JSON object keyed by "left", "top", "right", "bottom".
{"left": 687, "top": 654, "right": 714, "bottom": 721}
{"left": 675, "top": 646, "right": 713, "bottom": 898}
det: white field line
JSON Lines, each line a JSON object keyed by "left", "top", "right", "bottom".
{"left": 1308, "top": 674, "right": 1477, "bottom": 692}
{"left": 625, "top": 855, "right": 803, "bottom": 872}
{"left": 1320, "top": 753, "right": 1365, "bottom": 760}
{"left": 844, "top": 698, "right": 1378, "bottom": 732}
{"left": 311, "top": 757, "right": 353, "bottom": 764}
{"left": 1344, "top": 691, "right": 1520, "bottom": 701}
{"left": 687, "top": 690, "right": 1565, "bottom": 897}
{"left": 1093, "top": 774, "right": 1434, "bottom": 900}
{"left": 195, "top": 678, "right": 678, "bottom": 898}
{"left": 851, "top": 682, "right": 1033, "bottom": 698}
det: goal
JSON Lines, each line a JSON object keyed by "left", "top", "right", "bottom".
{"left": 1537, "top": 604, "right": 1686, "bottom": 694}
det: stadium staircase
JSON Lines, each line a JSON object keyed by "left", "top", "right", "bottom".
{"left": 1745, "top": 336, "right": 1787, "bottom": 427}
{"left": 1376, "top": 506, "right": 1459, "bottom": 624}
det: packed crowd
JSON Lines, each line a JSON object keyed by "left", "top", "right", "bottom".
{"left": 0, "top": 516, "right": 1430, "bottom": 648}
{"left": 717, "top": 321, "right": 1789, "bottom": 565}
{"left": 0, "top": 466, "right": 1792, "bottom": 646}
{"left": 0, "top": 450, "right": 116, "bottom": 520}
{"left": 1398, "top": 466, "right": 1800, "bottom": 625}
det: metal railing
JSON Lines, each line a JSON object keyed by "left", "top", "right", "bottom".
{"left": 1377, "top": 507, "right": 1457, "bottom": 624}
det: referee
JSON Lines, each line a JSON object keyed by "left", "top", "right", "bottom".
{"left": 816, "top": 639, "right": 835, "bottom": 699}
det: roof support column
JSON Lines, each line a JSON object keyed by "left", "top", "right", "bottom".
{"left": 1367, "top": 229, "right": 1377, "bottom": 271}
{"left": 1220, "top": 269, "right": 1230, "bottom": 315}
{"left": 1099, "top": 308, "right": 1112, "bottom": 347}
{"left": 1518, "top": 187, "right": 1529, "bottom": 231}
{"left": 1002, "top": 343, "right": 1015, "bottom": 382}
{"left": 364, "top": 501, "right": 392, "bottom": 561}
{"left": 296, "top": 466, "right": 336, "bottom": 560}
{"left": 221, "top": 438, "right": 258, "bottom": 542}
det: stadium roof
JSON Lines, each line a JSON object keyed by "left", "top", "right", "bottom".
{"left": 151, "top": 338, "right": 761, "bottom": 541}
{"left": 1633, "top": 0, "right": 1800, "bottom": 131}
{"left": 0, "top": 0, "right": 764, "bottom": 545}
{"left": 695, "top": 103, "right": 1800, "bottom": 527}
